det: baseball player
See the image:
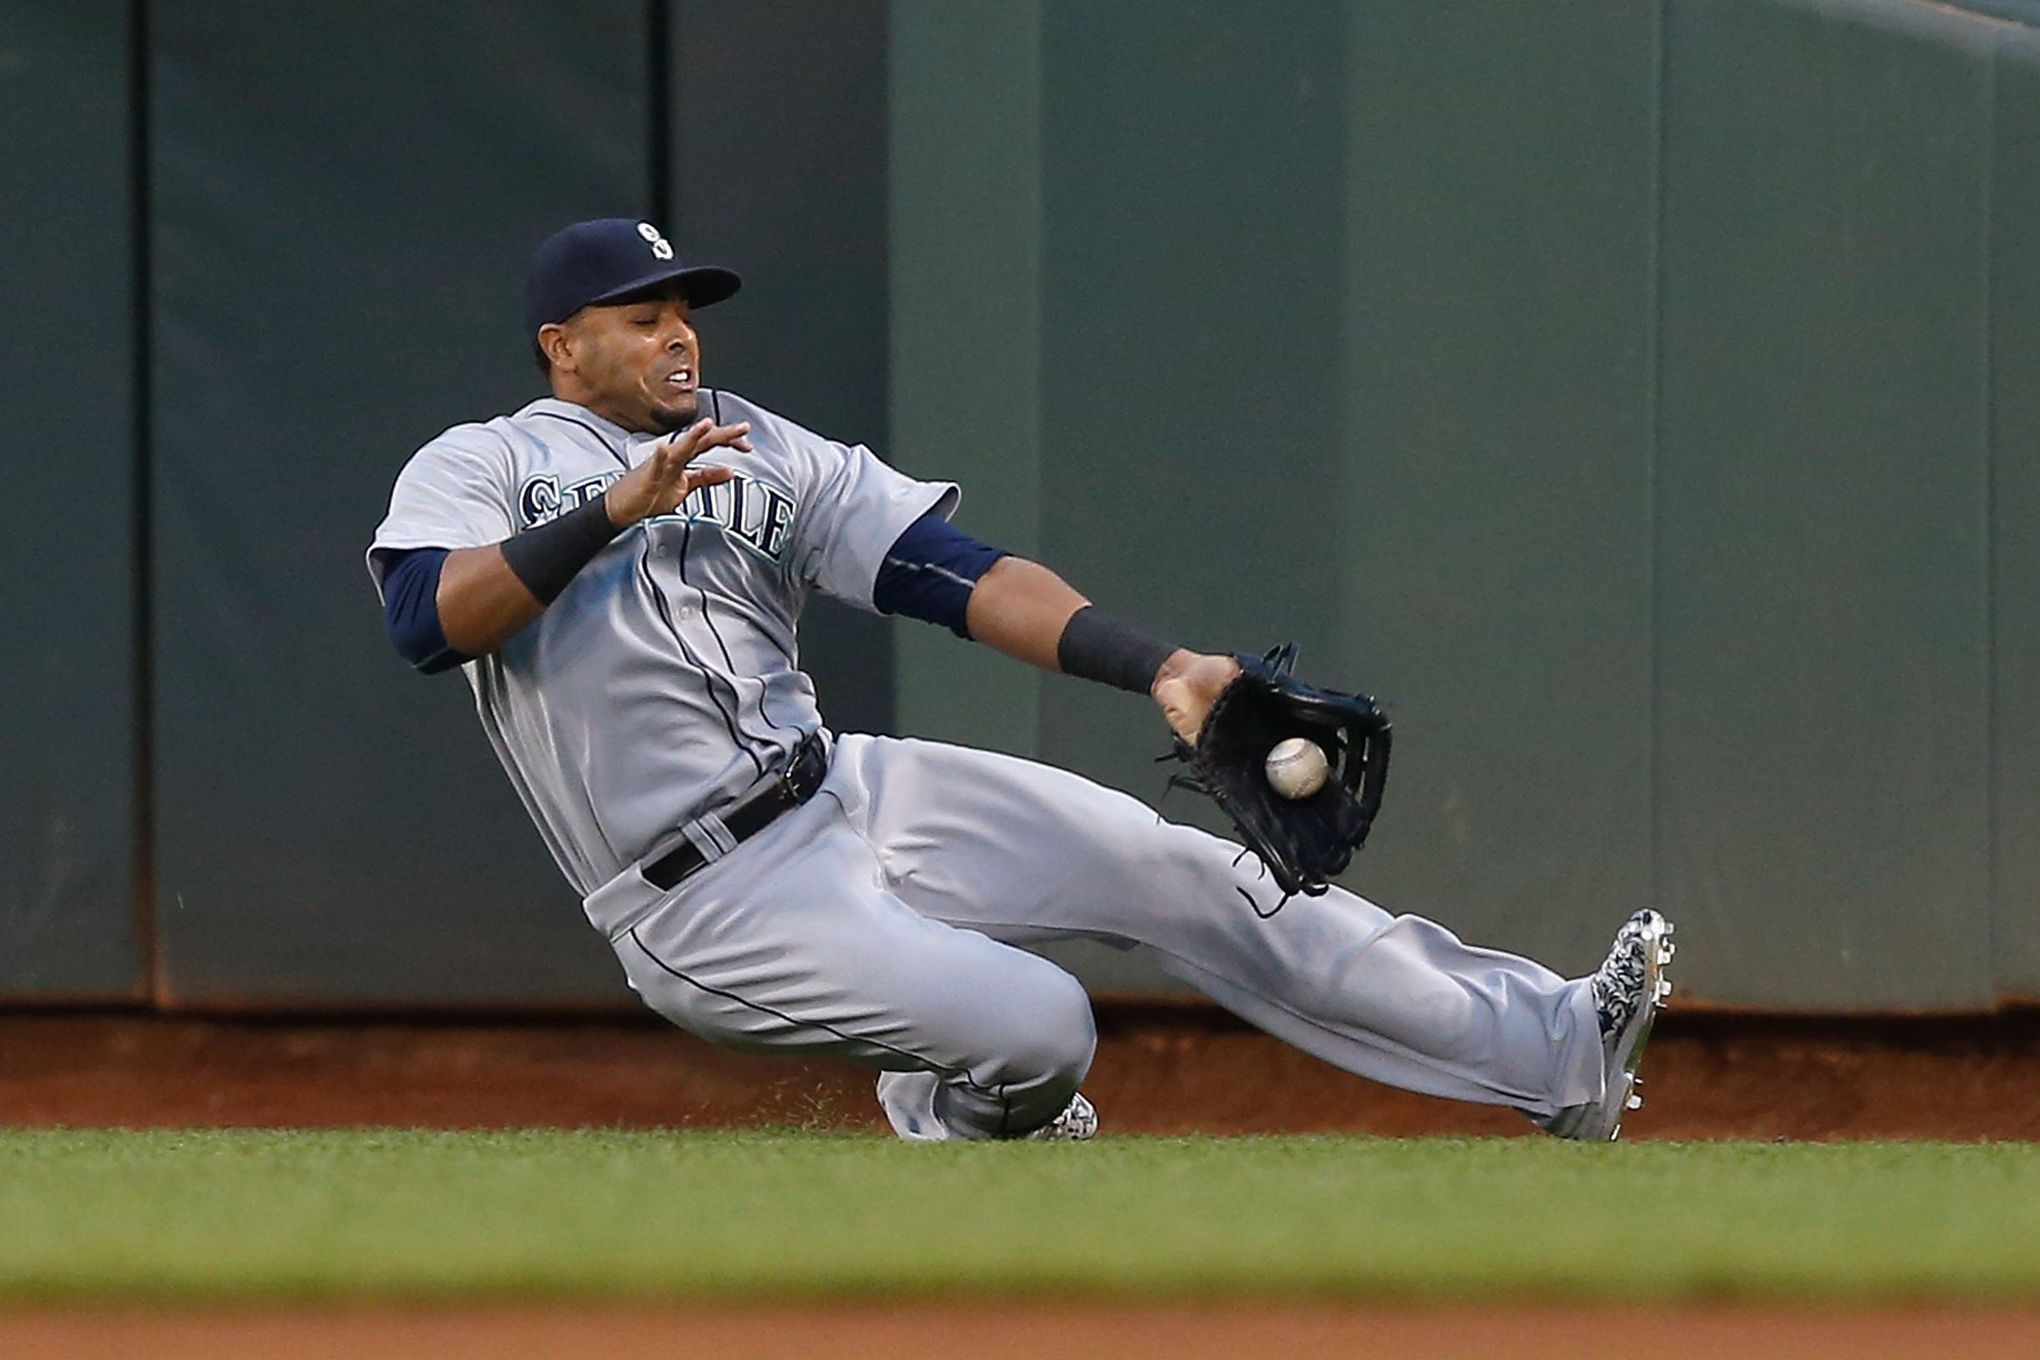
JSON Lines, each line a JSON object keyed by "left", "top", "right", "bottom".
{"left": 367, "top": 218, "right": 1674, "bottom": 1142}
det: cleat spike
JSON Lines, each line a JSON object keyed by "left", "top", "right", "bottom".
{"left": 1626, "top": 1093, "right": 1643, "bottom": 1110}
{"left": 1657, "top": 978, "right": 1673, "bottom": 999}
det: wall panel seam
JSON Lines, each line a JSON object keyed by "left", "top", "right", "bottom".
{"left": 1984, "top": 36, "right": 2001, "bottom": 995}
{"left": 1647, "top": 0, "right": 1669, "bottom": 918}
{"left": 1029, "top": 0, "right": 1048, "bottom": 757}
{"left": 647, "top": 0, "right": 671, "bottom": 221}
{"left": 129, "top": 0, "right": 159, "bottom": 1006}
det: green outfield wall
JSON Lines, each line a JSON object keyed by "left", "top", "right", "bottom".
{"left": 5, "top": 0, "right": 2038, "bottom": 1012}
{"left": 891, "top": 0, "right": 2040, "bottom": 1008}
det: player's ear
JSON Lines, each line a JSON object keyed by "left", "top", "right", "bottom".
{"left": 538, "top": 323, "right": 575, "bottom": 375}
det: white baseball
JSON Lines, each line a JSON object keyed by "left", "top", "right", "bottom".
{"left": 1264, "top": 737, "right": 1330, "bottom": 800}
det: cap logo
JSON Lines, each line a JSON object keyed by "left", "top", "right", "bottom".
{"left": 637, "top": 221, "right": 676, "bottom": 262}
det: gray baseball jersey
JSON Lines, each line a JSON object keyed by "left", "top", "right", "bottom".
{"left": 367, "top": 390, "right": 954, "bottom": 896}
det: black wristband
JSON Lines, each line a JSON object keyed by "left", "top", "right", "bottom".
{"left": 499, "top": 496, "right": 625, "bottom": 604}
{"left": 1056, "top": 605, "right": 1180, "bottom": 696}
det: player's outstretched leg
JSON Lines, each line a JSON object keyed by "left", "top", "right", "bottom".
{"left": 841, "top": 734, "right": 1618, "bottom": 1124}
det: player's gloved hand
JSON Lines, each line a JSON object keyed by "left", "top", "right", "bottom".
{"left": 604, "top": 418, "right": 752, "bottom": 525}
{"left": 1163, "top": 644, "right": 1392, "bottom": 911}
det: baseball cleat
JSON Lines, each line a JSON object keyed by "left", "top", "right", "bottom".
{"left": 1026, "top": 1092, "right": 1099, "bottom": 1142}
{"left": 1540, "top": 909, "right": 1674, "bottom": 1142}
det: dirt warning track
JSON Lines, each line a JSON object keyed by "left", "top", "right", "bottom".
{"left": 6, "top": 1007, "right": 2040, "bottom": 1140}
{"left": 7, "top": 1302, "right": 2040, "bottom": 1360}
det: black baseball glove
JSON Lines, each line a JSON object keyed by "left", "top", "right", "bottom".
{"left": 1167, "top": 644, "right": 1392, "bottom": 912}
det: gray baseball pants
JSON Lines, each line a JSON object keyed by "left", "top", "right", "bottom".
{"left": 590, "top": 734, "right": 1605, "bottom": 1140}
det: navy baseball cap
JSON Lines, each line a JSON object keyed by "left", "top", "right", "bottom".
{"left": 523, "top": 218, "right": 741, "bottom": 338}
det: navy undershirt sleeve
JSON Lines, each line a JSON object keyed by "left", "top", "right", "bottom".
{"left": 872, "top": 512, "right": 1009, "bottom": 640}
{"left": 377, "top": 547, "right": 472, "bottom": 674}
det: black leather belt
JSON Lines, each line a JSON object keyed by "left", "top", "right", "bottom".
{"left": 641, "top": 735, "right": 830, "bottom": 891}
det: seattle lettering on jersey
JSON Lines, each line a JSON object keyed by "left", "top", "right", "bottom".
{"left": 517, "top": 469, "right": 798, "bottom": 564}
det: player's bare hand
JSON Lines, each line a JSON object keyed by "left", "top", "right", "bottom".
{"left": 603, "top": 419, "right": 752, "bottom": 526}
{"left": 1151, "top": 650, "right": 1242, "bottom": 745}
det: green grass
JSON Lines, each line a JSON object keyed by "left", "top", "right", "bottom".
{"left": 1, "top": 1130, "right": 2036, "bottom": 1302}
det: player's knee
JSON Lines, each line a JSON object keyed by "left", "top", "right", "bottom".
{"left": 1010, "top": 969, "right": 1097, "bottom": 1091}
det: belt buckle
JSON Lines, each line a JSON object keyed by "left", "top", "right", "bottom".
{"left": 781, "top": 735, "right": 823, "bottom": 801}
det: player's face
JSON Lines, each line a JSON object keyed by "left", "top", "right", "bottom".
{"left": 563, "top": 287, "right": 703, "bottom": 435}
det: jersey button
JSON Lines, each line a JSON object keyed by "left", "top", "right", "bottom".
{"left": 679, "top": 605, "right": 696, "bottom": 620}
